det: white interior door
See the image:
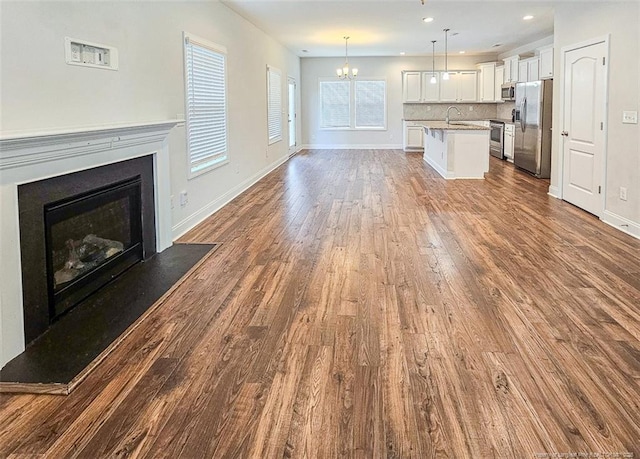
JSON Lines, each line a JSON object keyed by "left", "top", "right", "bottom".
{"left": 561, "top": 40, "right": 607, "bottom": 216}
{"left": 288, "top": 78, "right": 296, "bottom": 155}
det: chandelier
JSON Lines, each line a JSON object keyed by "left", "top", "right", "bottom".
{"left": 336, "top": 36, "right": 358, "bottom": 79}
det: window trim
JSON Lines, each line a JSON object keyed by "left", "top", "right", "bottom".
{"left": 267, "top": 65, "right": 283, "bottom": 145}
{"left": 319, "top": 77, "right": 388, "bottom": 131}
{"left": 183, "top": 32, "right": 229, "bottom": 180}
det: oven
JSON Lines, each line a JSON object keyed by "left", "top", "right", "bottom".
{"left": 489, "top": 121, "right": 505, "bottom": 159}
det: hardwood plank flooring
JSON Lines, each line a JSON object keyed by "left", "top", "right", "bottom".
{"left": 1, "top": 149, "right": 639, "bottom": 458}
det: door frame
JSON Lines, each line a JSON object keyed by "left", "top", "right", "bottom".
{"left": 557, "top": 35, "right": 610, "bottom": 218}
{"left": 287, "top": 76, "right": 297, "bottom": 156}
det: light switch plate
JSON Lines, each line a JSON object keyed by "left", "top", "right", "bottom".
{"left": 622, "top": 111, "right": 638, "bottom": 124}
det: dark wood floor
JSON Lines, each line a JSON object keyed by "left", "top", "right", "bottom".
{"left": 1, "top": 150, "right": 639, "bottom": 458}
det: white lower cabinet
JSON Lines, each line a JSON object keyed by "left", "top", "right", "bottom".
{"left": 403, "top": 121, "right": 425, "bottom": 151}
{"left": 504, "top": 123, "right": 515, "bottom": 162}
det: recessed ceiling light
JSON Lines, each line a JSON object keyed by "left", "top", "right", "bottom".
{"left": 302, "top": 49, "right": 308, "bottom": 53}
{"left": 492, "top": 43, "right": 502, "bottom": 48}
{"left": 459, "top": 51, "right": 465, "bottom": 54}
{"left": 523, "top": 15, "right": 534, "bottom": 20}
{"left": 422, "top": 17, "right": 434, "bottom": 23}
{"left": 400, "top": 52, "right": 406, "bottom": 55}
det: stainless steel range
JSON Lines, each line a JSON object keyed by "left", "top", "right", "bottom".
{"left": 489, "top": 120, "right": 505, "bottom": 159}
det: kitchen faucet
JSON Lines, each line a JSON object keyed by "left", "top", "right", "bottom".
{"left": 445, "top": 106, "right": 462, "bottom": 124}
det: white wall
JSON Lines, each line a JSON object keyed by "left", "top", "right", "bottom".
{"left": 551, "top": 1, "right": 640, "bottom": 236}
{"left": 0, "top": 1, "right": 301, "bottom": 241}
{"left": 300, "top": 55, "right": 496, "bottom": 148}
{"left": 0, "top": 1, "right": 300, "bottom": 367}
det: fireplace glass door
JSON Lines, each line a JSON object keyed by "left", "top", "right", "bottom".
{"left": 44, "top": 177, "right": 144, "bottom": 320}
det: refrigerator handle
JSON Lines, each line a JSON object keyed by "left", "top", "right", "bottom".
{"left": 520, "top": 97, "right": 527, "bottom": 133}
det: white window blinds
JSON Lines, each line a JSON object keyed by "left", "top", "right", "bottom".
{"left": 320, "top": 80, "right": 351, "bottom": 128}
{"left": 319, "top": 79, "right": 386, "bottom": 130}
{"left": 267, "top": 66, "right": 282, "bottom": 144}
{"left": 184, "top": 33, "right": 228, "bottom": 177}
{"left": 355, "top": 80, "right": 386, "bottom": 128}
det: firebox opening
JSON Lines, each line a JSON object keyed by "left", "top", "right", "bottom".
{"left": 44, "top": 176, "right": 144, "bottom": 321}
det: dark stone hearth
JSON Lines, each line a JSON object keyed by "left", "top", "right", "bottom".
{"left": 0, "top": 243, "right": 215, "bottom": 386}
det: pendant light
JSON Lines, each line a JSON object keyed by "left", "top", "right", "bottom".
{"left": 430, "top": 40, "right": 437, "bottom": 84}
{"left": 336, "top": 36, "right": 358, "bottom": 80}
{"left": 442, "top": 28, "right": 450, "bottom": 80}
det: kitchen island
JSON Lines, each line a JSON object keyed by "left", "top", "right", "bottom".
{"left": 422, "top": 122, "right": 490, "bottom": 179}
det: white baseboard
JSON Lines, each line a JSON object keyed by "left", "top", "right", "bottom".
{"left": 172, "top": 154, "right": 291, "bottom": 240}
{"left": 301, "top": 144, "right": 403, "bottom": 150}
{"left": 548, "top": 185, "right": 561, "bottom": 199}
{"left": 422, "top": 155, "right": 454, "bottom": 179}
{"left": 602, "top": 210, "right": 640, "bottom": 240}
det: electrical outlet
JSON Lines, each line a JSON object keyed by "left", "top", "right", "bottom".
{"left": 469, "top": 106, "right": 474, "bottom": 111}
{"left": 619, "top": 187, "right": 628, "bottom": 201}
{"left": 180, "top": 191, "right": 188, "bottom": 207}
{"left": 622, "top": 111, "right": 638, "bottom": 124}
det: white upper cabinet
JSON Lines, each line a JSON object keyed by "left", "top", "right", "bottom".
{"left": 421, "top": 72, "right": 440, "bottom": 102}
{"left": 477, "top": 62, "right": 496, "bottom": 102}
{"left": 458, "top": 71, "right": 478, "bottom": 101}
{"left": 518, "top": 57, "right": 540, "bottom": 82}
{"left": 402, "top": 71, "right": 422, "bottom": 102}
{"left": 538, "top": 45, "right": 554, "bottom": 79}
{"left": 495, "top": 66, "right": 504, "bottom": 102}
{"left": 403, "top": 70, "right": 477, "bottom": 103}
{"left": 440, "top": 71, "right": 477, "bottom": 102}
{"left": 503, "top": 55, "right": 519, "bottom": 83}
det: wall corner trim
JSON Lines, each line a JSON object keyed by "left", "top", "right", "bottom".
{"left": 548, "top": 185, "right": 561, "bottom": 199}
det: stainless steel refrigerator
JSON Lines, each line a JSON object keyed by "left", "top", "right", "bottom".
{"left": 514, "top": 80, "right": 553, "bottom": 178}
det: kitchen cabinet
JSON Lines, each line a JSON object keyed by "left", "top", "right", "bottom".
{"left": 402, "top": 71, "right": 440, "bottom": 102}
{"left": 539, "top": 45, "right": 553, "bottom": 79}
{"left": 440, "top": 71, "right": 477, "bottom": 102}
{"left": 403, "top": 121, "right": 425, "bottom": 151}
{"left": 518, "top": 57, "right": 540, "bottom": 82}
{"left": 477, "top": 63, "right": 496, "bottom": 102}
{"left": 421, "top": 72, "right": 440, "bottom": 102}
{"left": 503, "top": 55, "right": 519, "bottom": 83}
{"left": 495, "top": 66, "right": 504, "bottom": 102}
{"left": 504, "top": 123, "right": 515, "bottom": 162}
{"left": 402, "top": 71, "right": 422, "bottom": 102}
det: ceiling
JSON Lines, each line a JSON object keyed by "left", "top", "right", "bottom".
{"left": 220, "top": 0, "right": 558, "bottom": 57}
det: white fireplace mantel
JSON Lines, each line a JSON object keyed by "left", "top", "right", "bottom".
{"left": 0, "top": 120, "right": 180, "bottom": 368}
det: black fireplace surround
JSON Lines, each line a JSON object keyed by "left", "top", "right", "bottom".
{"left": 18, "top": 156, "right": 156, "bottom": 345}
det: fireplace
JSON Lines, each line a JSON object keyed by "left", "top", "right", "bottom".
{"left": 18, "top": 155, "right": 156, "bottom": 345}
{"left": 0, "top": 121, "right": 178, "bottom": 368}
{"left": 45, "top": 177, "right": 143, "bottom": 320}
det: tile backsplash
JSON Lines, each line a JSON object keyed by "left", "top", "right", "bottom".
{"left": 497, "top": 101, "right": 517, "bottom": 121}
{"left": 403, "top": 103, "right": 498, "bottom": 121}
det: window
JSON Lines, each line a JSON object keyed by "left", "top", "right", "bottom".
{"left": 267, "top": 66, "right": 282, "bottom": 144}
{"left": 320, "top": 80, "right": 350, "bottom": 128}
{"left": 355, "top": 80, "right": 386, "bottom": 128}
{"left": 319, "top": 78, "right": 386, "bottom": 130}
{"left": 184, "top": 32, "right": 228, "bottom": 178}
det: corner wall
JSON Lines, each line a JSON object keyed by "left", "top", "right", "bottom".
{"left": 551, "top": 1, "right": 640, "bottom": 237}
